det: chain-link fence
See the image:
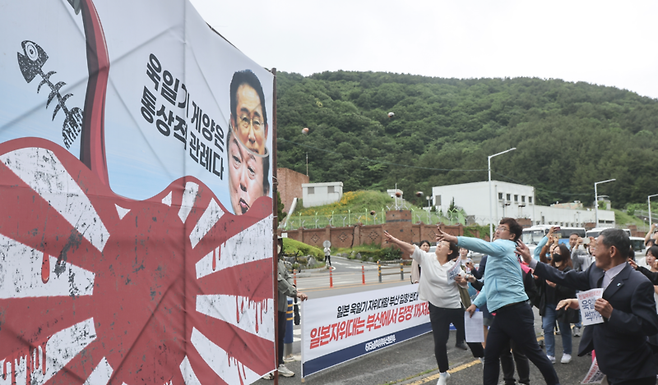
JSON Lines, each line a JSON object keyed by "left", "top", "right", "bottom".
{"left": 280, "top": 208, "right": 469, "bottom": 230}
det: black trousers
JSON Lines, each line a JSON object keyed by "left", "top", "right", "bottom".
{"left": 609, "top": 377, "right": 658, "bottom": 385}
{"left": 429, "top": 303, "right": 484, "bottom": 372}
{"left": 500, "top": 338, "right": 530, "bottom": 385}
{"left": 483, "top": 302, "right": 559, "bottom": 385}
{"left": 277, "top": 310, "right": 286, "bottom": 365}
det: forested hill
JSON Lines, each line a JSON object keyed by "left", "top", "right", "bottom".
{"left": 275, "top": 71, "right": 658, "bottom": 209}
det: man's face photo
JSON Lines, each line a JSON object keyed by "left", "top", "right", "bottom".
{"left": 228, "top": 132, "right": 265, "bottom": 215}
{"left": 231, "top": 83, "right": 267, "bottom": 155}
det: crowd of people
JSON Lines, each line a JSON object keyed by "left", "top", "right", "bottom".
{"left": 421, "top": 219, "right": 658, "bottom": 385}
{"left": 266, "top": 220, "right": 658, "bottom": 383}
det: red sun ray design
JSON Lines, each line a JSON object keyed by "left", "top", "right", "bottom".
{"left": 0, "top": 139, "right": 275, "bottom": 385}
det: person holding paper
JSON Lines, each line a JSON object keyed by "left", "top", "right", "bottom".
{"left": 517, "top": 228, "right": 658, "bottom": 385}
{"left": 383, "top": 230, "right": 483, "bottom": 385}
{"left": 437, "top": 218, "right": 560, "bottom": 385}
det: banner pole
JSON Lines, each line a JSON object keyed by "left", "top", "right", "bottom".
{"left": 271, "top": 67, "right": 280, "bottom": 384}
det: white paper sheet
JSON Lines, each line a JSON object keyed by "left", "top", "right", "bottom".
{"left": 577, "top": 288, "right": 604, "bottom": 326}
{"left": 446, "top": 257, "right": 462, "bottom": 281}
{"left": 464, "top": 311, "right": 485, "bottom": 343}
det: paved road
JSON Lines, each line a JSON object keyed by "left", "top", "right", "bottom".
{"left": 255, "top": 256, "right": 599, "bottom": 385}
{"left": 294, "top": 257, "right": 414, "bottom": 292}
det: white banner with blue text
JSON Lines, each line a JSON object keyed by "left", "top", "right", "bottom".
{"left": 301, "top": 284, "right": 432, "bottom": 377}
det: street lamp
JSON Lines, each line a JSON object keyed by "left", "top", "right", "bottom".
{"left": 594, "top": 179, "right": 615, "bottom": 227}
{"left": 648, "top": 194, "right": 658, "bottom": 230}
{"left": 488, "top": 147, "right": 516, "bottom": 239}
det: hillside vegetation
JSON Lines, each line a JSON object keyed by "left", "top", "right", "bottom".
{"left": 276, "top": 71, "right": 658, "bottom": 210}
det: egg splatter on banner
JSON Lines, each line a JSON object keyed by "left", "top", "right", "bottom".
{"left": 0, "top": 1, "right": 275, "bottom": 384}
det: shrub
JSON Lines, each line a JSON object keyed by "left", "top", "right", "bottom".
{"left": 282, "top": 238, "right": 323, "bottom": 259}
{"left": 373, "top": 246, "right": 403, "bottom": 261}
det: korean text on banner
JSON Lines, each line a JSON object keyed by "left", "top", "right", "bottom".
{"left": 581, "top": 358, "right": 605, "bottom": 384}
{"left": 577, "top": 288, "right": 604, "bottom": 326}
{"left": 301, "top": 284, "right": 432, "bottom": 378}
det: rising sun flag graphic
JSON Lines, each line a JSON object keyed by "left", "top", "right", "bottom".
{"left": 0, "top": 1, "right": 276, "bottom": 384}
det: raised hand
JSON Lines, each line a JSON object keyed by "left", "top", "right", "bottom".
{"left": 515, "top": 240, "right": 532, "bottom": 263}
{"left": 628, "top": 258, "right": 638, "bottom": 270}
{"left": 436, "top": 226, "right": 458, "bottom": 244}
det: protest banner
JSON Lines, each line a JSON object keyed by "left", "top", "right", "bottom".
{"left": 0, "top": 1, "right": 275, "bottom": 384}
{"left": 301, "top": 284, "right": 432, "bottom": 377}
{"left": 581, "top": 357, "right": 606, "bottom": 384}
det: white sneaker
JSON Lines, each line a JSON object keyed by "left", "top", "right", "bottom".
{"left": 261, "top": 373, "right": 274, "bottom": 380}
{"left": 437, "top": 371, "right": 451, "bottom": 385}
{"left": 547, "top": 355, "right": 556, "bottom": 364}
{"left": 278, "top": 364, "right": 295, "bottom": 378}
{"left": 561, "top": 354, "right": 572, "bottom": 364}
{"left": 572, "top": 326, "right": 582, "bottom": 337}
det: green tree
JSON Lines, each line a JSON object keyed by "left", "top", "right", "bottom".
{"left": 275, "top": 71, "right": 658, "bottom": 209}
{"left": 277, "top": 191, "right": 286, "bottom": 225}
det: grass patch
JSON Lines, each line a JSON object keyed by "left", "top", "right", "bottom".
{"left": 282, "top": 238, "right": 324, "bottom": 260}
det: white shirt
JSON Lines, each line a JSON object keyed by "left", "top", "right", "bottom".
{"left": 411, "top": 245, "right": 462, "bottom": 309}
{"left": 602, "top": 262, "right": 626, "bottom": 291}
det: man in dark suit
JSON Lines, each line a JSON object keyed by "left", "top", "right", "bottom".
{"left": 517, "top": 228, "right": 658, "bottom": 385}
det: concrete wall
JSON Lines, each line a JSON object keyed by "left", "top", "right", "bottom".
{"left": 282, "top": 210, "right": 469, "bottom": 259}
{"left": 277, "top": 168, "right": 308, "bottom": 213}
{"left": 302, "top": 182, "right": 343, "bottom": 207}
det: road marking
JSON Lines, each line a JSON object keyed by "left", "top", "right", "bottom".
{"left": 404, "top": 336, "right": 545, "bottom": 385}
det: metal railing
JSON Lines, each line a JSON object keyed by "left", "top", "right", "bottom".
{"left": 279, "top": 209, "right": 466, "bottom": 230}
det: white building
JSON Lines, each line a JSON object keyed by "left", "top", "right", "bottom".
{"left": 302, "top": 182, "right": 343, "bottom": 208}
{"left": 431, "top": 180, "right": 615, "bottom": 227}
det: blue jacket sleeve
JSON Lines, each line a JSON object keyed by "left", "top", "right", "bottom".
{"left": 534, "top": 236, "right": 548, "bottom": 260}
{"left": 456, "top": 237, "right": 512, "bottom": 258}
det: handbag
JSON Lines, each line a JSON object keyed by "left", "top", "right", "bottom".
{"left": 458, "top": 285, "right": 472, "bottom": 308}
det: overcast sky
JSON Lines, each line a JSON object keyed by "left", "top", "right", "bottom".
{"left": 189, "top": 0, "right": 658, "bottom": 99}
